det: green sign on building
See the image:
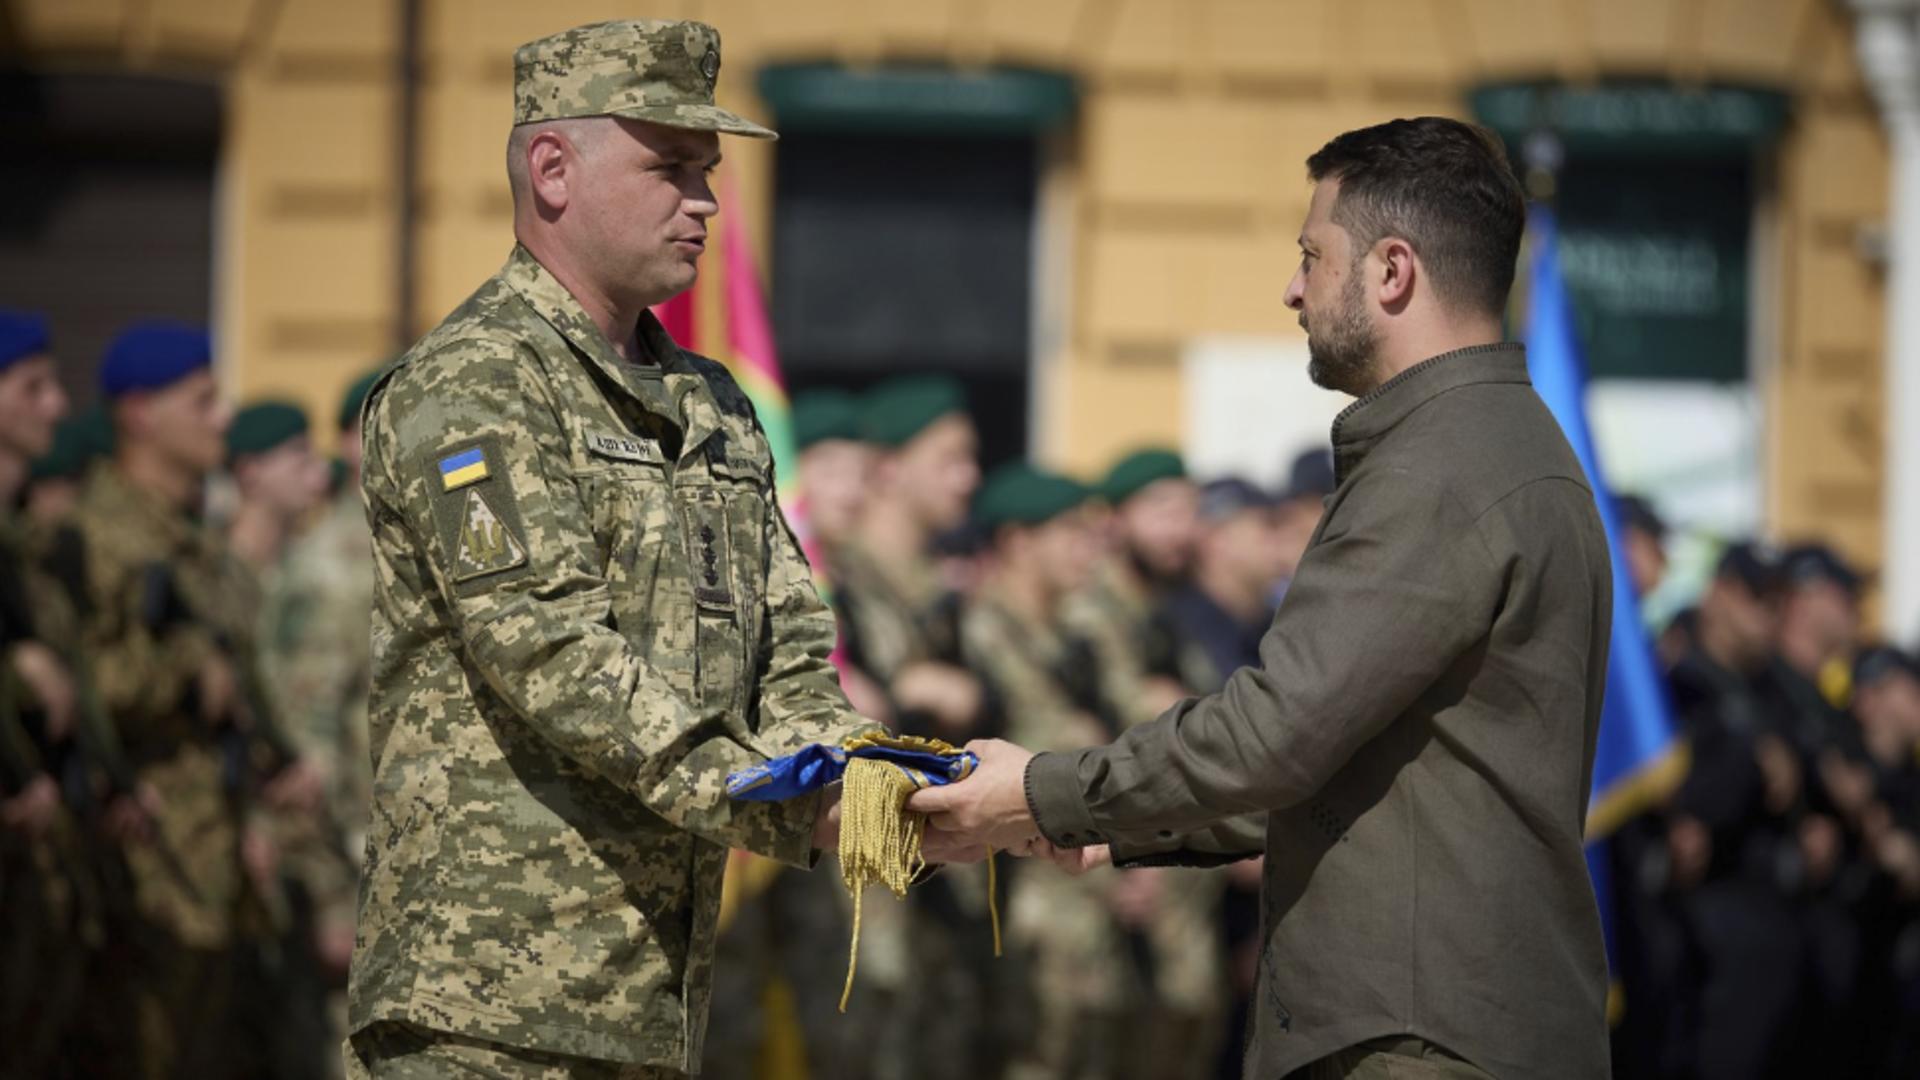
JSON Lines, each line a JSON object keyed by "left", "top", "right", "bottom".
{"left": 1472, "top": 83, "right": 1792, "bottom": 383}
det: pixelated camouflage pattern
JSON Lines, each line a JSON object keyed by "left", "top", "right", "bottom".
{"left": 512, "top": 19, "right": 775, "bottom": 139}
{"left": 260, "top": 487, "right": 374, "bottom": 939}
{"left": 1060, "top": 564, "right": 1229, "bottom": 1027}
{"left": 347, "top": 1020, "right": 680, "bottom": 1079}
{"left": 1060, "top": 562, "right": 1165, "bottom": 732}
{"left": 833, "top": 540, "right": 956, "bottom": 681}
{"left": 960, "top": 589, "right": 1139, "bottom": 1018}
{"left": 350, "top": 245, "right": 865, "bottom": 1070}
{"left": 71, "top": 464, "right": 251, "bottom": 948}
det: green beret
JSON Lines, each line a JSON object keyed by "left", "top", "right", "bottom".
{"left": 859, "top": 375, "right": 966, "bottom": 449}
{"left": 975, "top": 462, "right": 1089, "bottom": 530}
{"left": 1100, "top": 448, "right": 1186, "bottom": 504}
{"left": 227, "top": 400, "right": 310, "bottom": 460}
{"left": 338, "top": 367, "right": 382, "bottom": 431}
{"left": 29, "top": 405, "right": 113, "bottom": 482}
{"left": 794, "top": 389, "right": 862, "bottom": 451}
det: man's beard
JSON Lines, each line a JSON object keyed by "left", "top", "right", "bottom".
{"left": 1305, "top": 271, "right": 1379, "bottom": 396}
{"left": 1126, "top": 543, "right": 1188, "bottom": 593}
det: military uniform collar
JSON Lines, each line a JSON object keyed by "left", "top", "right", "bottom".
{"left": 501, "top": 244, "right": 727, "bottom": 463}
{"left": 1329, "top": 341, "right": 1530, "bottom": 483}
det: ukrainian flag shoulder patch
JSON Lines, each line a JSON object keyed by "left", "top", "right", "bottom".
{"left": 438, "top": 446, "right": 489, "bottom": 491}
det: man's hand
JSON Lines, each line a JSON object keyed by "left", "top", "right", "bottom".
{"left": 812, "top": 786, "right": 843, "bottom": 851}
{"left": 1057, "top": 842, "right": 1112, "bottom": 875}
{"left": 102, "top": 784, "right": 159, "bottom": 845}
{"left": 891, "top": 662, "right": 984, "bottom": 738}
{"left": 263, "top": 757, "right": 326, "bottom": 814}
{"left": 907, "top": 738, "right": 1039, "bottom": 859}
{"left": 10, "top": 642, "right": 77, "bottom": 742}
{"left": 1, "top": 774, "right": 62, "bottom": 836}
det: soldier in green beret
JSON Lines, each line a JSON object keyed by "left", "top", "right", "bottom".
{"left": 962, "top": 463, "right": 1146, "bottom": 1080}
{"left": 226, "top": 400, "right": 330, "bottom": 577}
{"left": 23, "top": 404, "right": 112, "bottom": 527}
{"left": 257, "top": 370, "right": 383, "bottom": 1079}
{"left": 350, "top": 19, "right": 874, "bottom": 1079}
{"left": 792, "top": 388, "right": 869, "bottom": 557}
{"left": 1058, "top": 449, "right": 1232, "bottom": 1080}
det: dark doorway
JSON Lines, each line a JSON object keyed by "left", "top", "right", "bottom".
{"left": 771, "top": 131, "right": 1038, "bottom": 470}
{"left": 0, "top": 71, "right": 222, "bottom": 409}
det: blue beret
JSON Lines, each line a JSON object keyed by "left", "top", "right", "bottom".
{"left": 0, "top": 309, "right": 50, "bottom": 373}
{"left": 100, "top": 321, "right": 213, "bottom": 399}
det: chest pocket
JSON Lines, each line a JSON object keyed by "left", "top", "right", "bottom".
{"left": 685, "top": 448, "right": 770, "bottom": 714}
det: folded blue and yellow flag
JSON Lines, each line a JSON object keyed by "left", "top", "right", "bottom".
{"left": 725, "top": 732, "right": 979, "bottom": 801}
{"left": 725, "top": 732, "right": 993, "bottom": 1011}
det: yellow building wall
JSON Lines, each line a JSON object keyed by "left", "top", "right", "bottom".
{"left": 3, "top": 0, "right": 1891, "bottom": 590}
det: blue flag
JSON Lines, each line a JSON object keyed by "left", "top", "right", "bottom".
{"left": 726, "top": 734, "right": 978, "bottom": 802}
{"left": 1523, "top": 206, "right": 1686, "bottom": 1008}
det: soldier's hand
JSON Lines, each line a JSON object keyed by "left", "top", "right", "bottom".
{"left": 891, "top": 662, "right": 983, "bottom": 738}
{"left": 264, "top": 757, "right": 326, "bottom": 814}
{"left": 1755, "top": 734, "right": 1801, "bottom": 815}
{"left": 1107, "top": 866, "right": 1166, "bottom": 927}
{"left": 242, "top": 826, "right": 281, "bottom": 894}
{"left": 812, "top": 786, "right": 843, "bottom": 851}
{"left": 9, "top": 642, "right": 77, "bottom": 742}
{"left": 102, "top": 785, "right": 159, "bottom": 845}
{"left": 196, "top": 654, "right": 240, "bottom": 726}
{"left": 1, "top": 774, "right": 61, "bottom": 836}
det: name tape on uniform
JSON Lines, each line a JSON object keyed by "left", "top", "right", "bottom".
{"left": 587, "top": 432, "right": 664, "bottom": 465}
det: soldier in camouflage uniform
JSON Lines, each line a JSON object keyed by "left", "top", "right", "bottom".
{"left": 347, "top": 21, "right": 872, "bottom": 1079}
{"left": 260, "top": 369, "right": 382, "bottom": 1077}
{"left": 0, "top": 309, "right": 89, "bottom": 1077}
{"left": 73, "top": 322, "right": 299, "bottom": 1078}
{"left": 963, "top": 463, "right": 1142, "bottom": 1080}
{"left": 829, "top": 376, "right": 1012, "bottom": 1079}
{"left": 1061, "top": 449, "right": 1228, "bottom": 1080}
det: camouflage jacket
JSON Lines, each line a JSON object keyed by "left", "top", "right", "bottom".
{"left": 260, "top": 486, "right": 374, "bottom": 932}
{"left": 350, "top": 246, "right": 865, "bottom": 1069}
{"left": 960, "top": 588, "right": 1135, "bottom": 1010}
{"left": 72, "top": 464, "right": 252, "bottom": 947}
{"left": 1059, "top": 560, "right": 1166, "bottom": 732}
{"left": 833, "top": 539, "right": 961, "bottom": 680}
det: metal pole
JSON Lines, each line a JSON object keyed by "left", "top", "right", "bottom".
{"left": 395, "top": 0, "right": 421, "bottom": 352}
{"left": 1851, "top": 0, "right": 1920, "bottom": 645}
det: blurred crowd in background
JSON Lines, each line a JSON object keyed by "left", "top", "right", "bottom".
{"left": 4, "top": 310, "right": 1920, "bottom": 1080}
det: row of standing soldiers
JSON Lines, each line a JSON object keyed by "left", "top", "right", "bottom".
{"left": 1606, "top": 500, "right": 1920, "bottom": 1080}
{"left": 704, "top": 375, "right": 1332, "bottom": 1080}
{"left": 0, "top": 312, "right": 376, "bottom": 1079}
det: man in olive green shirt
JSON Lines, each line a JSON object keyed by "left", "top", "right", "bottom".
{"left": 915, "top": 118, "right": 1612, "bottom": 1079}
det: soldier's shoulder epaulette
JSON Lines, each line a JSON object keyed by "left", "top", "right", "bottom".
{"left": 682, "top": 353, "right": 757, "bottom": 421}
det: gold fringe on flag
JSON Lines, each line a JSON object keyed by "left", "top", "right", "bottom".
{"left": 835, "top": 754, "right": 1000, "bottom": 1013}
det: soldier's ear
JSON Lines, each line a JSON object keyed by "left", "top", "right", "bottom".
{"left": 525, "top": 129, "right": 576, "bottom": 212}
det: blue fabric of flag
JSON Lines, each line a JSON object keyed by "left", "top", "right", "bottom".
{"left": 727, "top": 738, "right": 977, "bottom": 801}
{"left": 1524, "top": 205, "right": 1682, "bottom": 998}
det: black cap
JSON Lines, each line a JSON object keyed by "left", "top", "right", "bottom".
{"left": 1715, "top": 540, "right": 1781, "bottom": 596}
{"left": 1780, "top": 543, "right": 1870, "bottom": 595}
{"left": 1277, "top": 446, "right": 1336, "bottom": 503}
{"left": 1617, "top": 494, "right": 1667, "bottom": 542}
{"left": 1198, "top": 477, "right": 1279, "bottom": 522}
{"left": 1854, "top": 646, "right": 1920, "bottom": 690}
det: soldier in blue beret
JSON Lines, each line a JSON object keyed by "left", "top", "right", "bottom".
{"left": 72, "top": 321, "right": 327, "bottom": 1075}
{"left": 0, "top": 308, "right": 87, "bottom": 1073}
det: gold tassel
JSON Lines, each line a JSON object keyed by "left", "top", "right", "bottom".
{"left": 834, "top": 756, "right": 1002, "bottom": 1012}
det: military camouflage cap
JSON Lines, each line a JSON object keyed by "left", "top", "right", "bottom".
{"left": 513, "top": 19, "right": 776, "bottom": 139}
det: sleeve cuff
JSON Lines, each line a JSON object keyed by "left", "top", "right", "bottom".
{"left": 1025, "top": 749, "right": 1104, "bottom": 849}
